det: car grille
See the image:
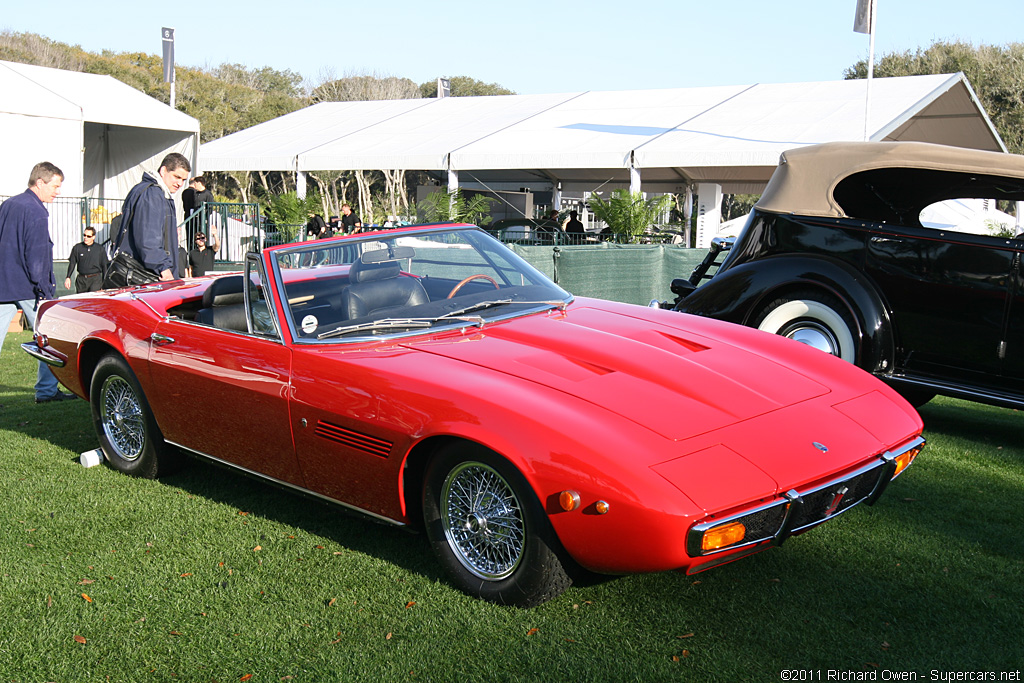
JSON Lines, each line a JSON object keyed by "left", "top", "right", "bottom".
{"left": 787, "top": 465, "right": 887, "bottom": 533}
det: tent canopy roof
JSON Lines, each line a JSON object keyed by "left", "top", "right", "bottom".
{"left": 199, "top": 73, "right": 1003, "bottom": 194}
{"left": 0, "top": 60, "right": 199, "bottom": 133}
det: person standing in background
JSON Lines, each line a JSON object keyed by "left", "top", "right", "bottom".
{"left": 340, "top": 203, "right": 362, "bottom": 233}
{"left": 64, "top": 227, "right": 108, "bottom": 293}
{"left": 192, "top": 176, "right": 214, "bottom": 214}
{"left": 182, "top": 178, "right": 197, "bottom": 220}
{"left": 187, "top": 224, "right": 220, "bottom": 277}
{"left": 0, "top": 161, "right": 76, "bottom": 402}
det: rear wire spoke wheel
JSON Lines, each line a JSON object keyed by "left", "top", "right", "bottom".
{"left": 423, "top": 445, "right": 572, "bottom": 607}
{"left": 90, "top": 354, "right": 179, "bottom": 478}
{"left": 753, "top": 290, "right": 858, "bottom": 363}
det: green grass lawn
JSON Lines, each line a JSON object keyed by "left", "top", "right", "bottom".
{"left": 1, "top": 329, "right": 1021, "bottom": 682}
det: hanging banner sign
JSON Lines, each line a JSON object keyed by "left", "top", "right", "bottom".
{"left": 162, "top": 27, "right": 175, "bottom": 83}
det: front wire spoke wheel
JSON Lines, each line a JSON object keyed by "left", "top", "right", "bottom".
{"left": 90, "top": 353, "right": 180, "bottom": 479}
{"left": 101, "top": 375, "right": 145, "bottom": 461}
{"left": 441, "top": 462, "right": 525, "bottom": 580}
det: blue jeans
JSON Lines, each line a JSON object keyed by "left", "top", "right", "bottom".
{"left": 0, "top": 300, "right": 61, "bottom": 400}
{"left": 0, "top": 302, "right": 17, "bottom": 358}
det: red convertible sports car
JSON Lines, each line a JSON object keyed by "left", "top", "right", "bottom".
{"left": 24, "top": 224, "right": 924, "bottom": 607}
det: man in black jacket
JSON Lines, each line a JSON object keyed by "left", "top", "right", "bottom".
{"left": 118, "top": 153, "right": 191, "bottom": 280}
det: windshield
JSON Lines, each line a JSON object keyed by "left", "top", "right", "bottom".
{"left": 268, "top": 226, "right": 571, "bottom": 342}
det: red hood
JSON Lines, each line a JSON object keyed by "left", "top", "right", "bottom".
{"left": 404, "top": 302, "right": 832, "bottom": 441}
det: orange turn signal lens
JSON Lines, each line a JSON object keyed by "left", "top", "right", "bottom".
{"left": 893, "top": 445, "right": 922, "bottom": 478}
{"left": 594, "top": 500, "right": 610, "bottom": 515}
{"left": 701, "top": 521, "right": 746, "bottom": 552}
{"left": 559, "top": 490, "right": 581, "bottom": 512}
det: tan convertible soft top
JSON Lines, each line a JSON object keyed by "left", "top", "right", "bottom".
{"left": 755, "top": 141, "right": 1024, "bottom": 218}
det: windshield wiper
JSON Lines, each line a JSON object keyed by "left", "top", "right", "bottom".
{"left": 440, "top": 299, "right": 515, "bottom": 318}
{"left": 316, "top": 300, "right": 570, "bottom": 340}
{"left": 318, "top": 318, "right": 433, "bottom": 339}
{"left": 441, "top": 299, "right": 568, "bottom": 318}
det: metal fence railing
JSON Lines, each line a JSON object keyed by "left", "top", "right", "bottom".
{"left": 180, "top": 202, "right": 263, "bottom": 263}
{"left": 1, "top": 195, "right": 263, "bottom": 265}
{"left": 491, "top": 227, "right": 688, "bottom": 247}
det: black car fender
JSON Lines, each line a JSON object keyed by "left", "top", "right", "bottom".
{"left": 675, "top": 253, "right": 894, "bottom": 373}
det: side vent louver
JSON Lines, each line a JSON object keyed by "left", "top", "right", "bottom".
{"left": 314, "top": 421, "right": 393, "bottom": 458}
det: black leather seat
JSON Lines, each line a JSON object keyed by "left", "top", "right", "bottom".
{"left": 194, "top": 275, "right": 248, "bottom": 331}
{"left": 341, "top": 258, "right": 428, "bottom": 320}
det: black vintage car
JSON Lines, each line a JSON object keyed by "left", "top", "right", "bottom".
{"left": 669, "top": 141, "right": 1024, "bottom": 409}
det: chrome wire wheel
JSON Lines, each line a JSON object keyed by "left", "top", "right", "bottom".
{"left": 440, "top": 461, "right": 525, "bottom": 580}
{"left": 99, "top": 374, "right": 146, "bottom": 462}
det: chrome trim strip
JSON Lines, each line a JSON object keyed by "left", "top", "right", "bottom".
{"left": 21, "top": 342, "right": 66, "bottom": 368}
{"left": 166, "top": 440, "right": 405, "bottom": 527}
{"left": 130, "top": 291, "right": 170, "bottom": 321}
{"left": 888, "top": 374, "right": 1024, "bottom": 409}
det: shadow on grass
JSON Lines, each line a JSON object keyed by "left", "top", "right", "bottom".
{"left": 158, "top": 457, "right": 446, "bottom": 585}
{"left": 918, "top": 396, "right": 1022, "bottom": 447}
{"left": 0, "top": 387, "right": 96, "bottom": 456}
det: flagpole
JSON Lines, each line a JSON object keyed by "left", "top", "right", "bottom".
{"left": 863, "top": 0, "right": 876, "bottom": 141}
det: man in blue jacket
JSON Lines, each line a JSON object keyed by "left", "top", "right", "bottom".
{"left": 118, "top": 153, "right": 191, "bottom": 280}
{"left": 0, "top": 161, "right": 76, "bottom": 402}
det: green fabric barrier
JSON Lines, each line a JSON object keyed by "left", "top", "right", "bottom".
{"left": 49, "top": 246, "right": 707, "bottom": 307}
{"left": 508, "top": 244, "right": 706, "bottom": 306}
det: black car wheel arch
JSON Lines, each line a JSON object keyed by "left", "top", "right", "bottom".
{"left": 678, "top": 254, "right": 896, "bottom": 374}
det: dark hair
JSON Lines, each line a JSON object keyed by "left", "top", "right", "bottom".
{"left": 192, "top": 175, "right": 206, "bottom": 187}
{"left": 28, "top": 161, "right": 64, "bottom": 187}
{"left": 159, "top": 153, "right": 192, "bottom": 174}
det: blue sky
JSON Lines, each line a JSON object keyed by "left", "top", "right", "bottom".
{"left": 3, "top": 0, "right": 1019, "bottom": 94}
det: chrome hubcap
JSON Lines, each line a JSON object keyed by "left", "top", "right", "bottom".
{"left": 441, "top": 462, "right": 524, "bottom": 580}
{"left": 100, "top": 375, "right": 145, "bottom": 461}
{"left": 781, "top": 321, "right": 841, "bottom": 356}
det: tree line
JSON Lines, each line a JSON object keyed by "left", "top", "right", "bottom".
{"left": 5, "top": 31, "right": 1024, "bottom": 230}
{"left": 0, "top": 30, "right": 513, "bottom": 224}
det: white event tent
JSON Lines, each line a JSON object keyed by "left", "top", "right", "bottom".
{"left": 199, "top": 73, "right": 1004, "bottom": 245}
{"left": 0, "top": 59, "right": 199, "bottom": 199}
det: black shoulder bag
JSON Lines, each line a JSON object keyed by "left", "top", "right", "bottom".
{"left": 103, "top": 183, "right": 163, "bottom": 288}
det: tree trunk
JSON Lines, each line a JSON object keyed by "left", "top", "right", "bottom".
{"left": 355, "top": 170, "right": 374, "bottom": 224}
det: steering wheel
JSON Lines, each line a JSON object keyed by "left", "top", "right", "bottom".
{"left": 447, "top": 274, "right": 500, "bottom": 299}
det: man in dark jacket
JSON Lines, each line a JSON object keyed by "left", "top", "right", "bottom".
{"left": 118, "top": 153, "right": 191, "bottom": 281}
{"left": 0, "top": 161, "right": 76, "bottom": 402}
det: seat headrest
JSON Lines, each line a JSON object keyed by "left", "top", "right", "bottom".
{"left": 349, "top": 259, "right": 401, "bottom": 284}
{"left": 202, "top": 275, "right": 245, "bottom": 308}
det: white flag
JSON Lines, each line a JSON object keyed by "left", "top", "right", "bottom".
{"left": 854, "top": 0, "right": 874, "bottom": 34}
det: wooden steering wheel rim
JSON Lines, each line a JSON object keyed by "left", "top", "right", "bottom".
{"left": 447, "top": 274, "right": 500, "bottom": 299}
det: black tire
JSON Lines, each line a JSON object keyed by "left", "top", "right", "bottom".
{"left": 895, "top": 387, "right": 936, "bottom": 409}
{"left": 422, "top": 444, "right": 572, "bottom": 607}
{"left": 90, "top": 354, "right": 180, "bottom": 478}
{"left": 752, "top": 290, "right": 858, "bottom": 364}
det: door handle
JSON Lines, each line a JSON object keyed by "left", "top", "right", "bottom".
{"left": 870, "top": 236, "right": 902, "bottom": 244}
{"left": 150, "top": 333, "right": 176, "bottom": 345}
